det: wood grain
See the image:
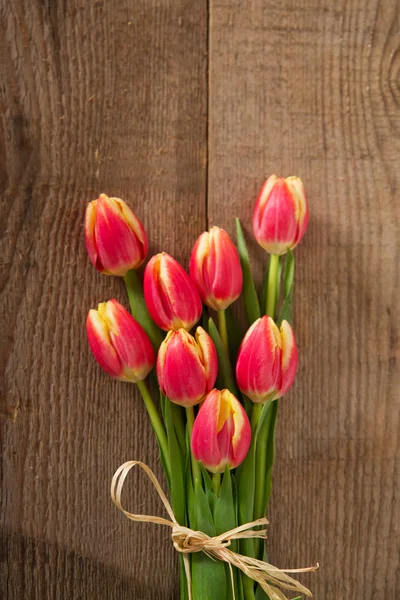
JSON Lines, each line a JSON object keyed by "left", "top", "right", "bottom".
{"left": 208, "top": 0, "right": 400, "bottom": 598}
{"left": 1, "top": 0, "right": 399, "bottom": 599}
{"left": 0, "top": 1, "right": 207, "bottom": 598}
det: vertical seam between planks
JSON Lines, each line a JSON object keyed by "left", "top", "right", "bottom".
{"left": 205, "top": 0, "right": 210, "bottom": 229}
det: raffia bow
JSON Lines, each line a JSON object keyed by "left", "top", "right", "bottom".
{"left": 111, "top": 461, "right": 318, "bottom": 600}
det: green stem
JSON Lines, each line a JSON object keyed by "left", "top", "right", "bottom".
{"left": 185, "top": 406, "right": 201, "bottom": 485}
{"left": 212, "top": 472, "right": 221, "bottom": 496}
{"left": 251, "top": 403, "right": 262, "bottom": 432}
{"left": 253, "top": 403, "right": 274, "bottom": 521}
{"left": 123, "top": 270, "right": 164, "bottom": 349}
{"left": 217, "top": 309, "right": 229, "bottom": 353}
{"left": 136, "top": 380, "right": 170, "bottom": 475}
{"left": 170, "top": 402, "right": 187, "bottom": 457}
{"left": 241, "top": 403, "right": 262, "bottom": 600}
{"left": 266, "top": 254, "right": 280, "bottom": 318}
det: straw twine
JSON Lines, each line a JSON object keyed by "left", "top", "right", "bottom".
{"left": 111, "top": 461, "right": 318, "bottom": 600}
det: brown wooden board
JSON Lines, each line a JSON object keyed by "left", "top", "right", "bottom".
{"left": 0, "top": 1, "right": 207, "bottom": 598}
{"left": 208, "top": 0, "right": 400, "bottom": 598}
{"left": 1, "top": 0, "right": 399, "bottom": 598}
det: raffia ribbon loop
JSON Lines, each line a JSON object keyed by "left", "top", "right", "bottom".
{"left": 111, "top": 461, "right": 318, "bottom": 600}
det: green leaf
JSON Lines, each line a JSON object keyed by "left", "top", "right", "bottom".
{"left": 123, "top": 269, "right": 164, "bottom": 349}
{"left": 200, "top": 464, "right": 216, "bottom": 513}
{"left": 277, "top": 250, "right": 295, "bottom": 325}
{"left": 208, "top": 318, "right": 239, "bottom": 396}
{"left": 214, "top": 468, "right": 236, "bottom": 536}
{"left": 261, "top": 257, "right": 270, "bottom": 315}
{"left": 191, "top": 482, "right": 227, "bottom": 599}
{"left": 263, "top": 401, "right": 279, "bottom": 508}
{"left": 201, "top": 307, "right": 210, "bottom": 331}
{"left": 255, "top": 399, "right": 274, "bottom": 437}
{"left": 237, "top": 439, "right": 256, "bottom": 553}
{"left": 254, "top": 544, "right": 272, "bottom": 599}
{"left": 225, "top": 306, "right": 244, "bottom": 365}
{"left": 214, "top": 469, "right": 239, "bottom": 600}
{"left": 164, "top": 399, "right": 186, "bottom": 526}
{"left": 284, "top": 249, "right": 295, "bottom": 297}
{"left": 179, "top": 554, "right": 189, "bottom": 600}
{"left": 170, "top": 401, "right": 187, "bottom": 457}
{"left": 235, "top": 218, "right": 261, "bottom": 325}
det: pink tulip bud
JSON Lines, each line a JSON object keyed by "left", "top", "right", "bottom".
{"left": 85, "top": 194, "right": 148, "bottom": 276}
{"left": 236, "top": 316, "right": 298, "bottom": 403}
{"left": 191, "top": 389, "right": 251, "bottom": 473}
{"left": 157, "top": 327, "right": 217, "bottom": 407}
{"left": 144, "top": 253, "right": 202, "bottom": 332}
{"left": 189, "top": 226, "right": 243, "bottom": 310}
{"left": 252, "top": 175, "right": 309, "bottom": 255}
{"left": 86, "top": 299, "right": 155, "bottom": 382}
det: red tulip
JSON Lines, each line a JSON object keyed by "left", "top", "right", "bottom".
{"left": 189, "top": 226, "right": 243, "bottom": 310}
{"left": 85, "top": 193, "right": 148, "bottom": 276}
{"left": 252, "top": 176, "right": 309, "bottom": 255}
{"left": 236, "top": 316, "right": 298, "bottom": 403}
{"left": 86, "top": 299, "right": 155, "bottom": 382}
{"left": 157, "top": 327, "right": 217, "bottom": 407}
{"left": 144, "top": 253, "right": 202, "bottom": 332}
{"left": 191, "top": 389, "right": 251, "bottom": 473}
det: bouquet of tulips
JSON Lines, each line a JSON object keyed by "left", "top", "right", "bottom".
{"left": 84, "top": 176, "right": 316, "bottom": 600}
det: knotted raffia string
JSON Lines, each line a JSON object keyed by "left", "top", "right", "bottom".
{"left": 111, "top": 461, "right": 318, "bottom": 600}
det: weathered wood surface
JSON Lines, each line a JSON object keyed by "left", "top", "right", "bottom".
{"left": 1, "top": 0, "right": 399, "bottom": 599}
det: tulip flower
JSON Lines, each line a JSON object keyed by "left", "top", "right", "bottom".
{"left": 85, "top": 193, "right": 148, "bottom": 276}
{"left": 235, "top": 316, "right": 298, "bottom": 403}
{"left": 86, "top": 299, "right": 155, "bottom": 382}
{"left": 189, "top": 226, "right": 243, "bottom": 311}
{"left": 252, "top": 175, "right": 309, "bottom": 255}
{"left": 191, "top": 389, "right": 251, "bottom": 473}
{"left": 144, "top": 253, "right": 202, "bottom": 331}
{"left": 157, "top": 327, "right": 217, "bottom": 407}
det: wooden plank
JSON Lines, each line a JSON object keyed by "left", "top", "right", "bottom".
{"left": 0, "top": 1, "right": 207, "bottom": 598}
{"left": 208, "top": 0, "right": 400, "bottom": 598}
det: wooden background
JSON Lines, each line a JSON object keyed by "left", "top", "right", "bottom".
{"left": 1, "top": 0, "right": 399, "bottom": 598}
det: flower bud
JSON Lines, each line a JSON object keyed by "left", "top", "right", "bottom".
{"left": 144, "top": 253, "right": 202, "bottom": 331}
{"left": 236, "top": 316, "right": 298, "bottom": 403}
{"left": 85, "top": 193, "right": 148, "bottom": 276}
{"left": 252, "top": 175, "right": 309, "bottom": 255}
{"left": 157, "top": 327, "right": 217, "bottom": 407}
{"left": 191, "top": 389, "right": 251, "bottom": 473}
{"left": 86, "top": 299, "right": 155, "bottom": 382}
{"left": 189, "top": 226, "right": 243, "bottom": 310}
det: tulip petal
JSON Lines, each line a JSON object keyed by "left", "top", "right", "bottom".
{"left": 190, "top": 228, "right": 242, "bottom": 311}
{"left": 191, "top": 389, "right": 251, "bottom": 473}
{"left": 86, "top": 309, "right": 123, "bottom": 379}
{"left": 195, "top": 326, "right": 218, "bottom": 393}
{"left": 159, "top": 254, "right": 202, "bottom": 329}
{"left": 144, "top": 254, "right": 202, "bottom": 332}
{"left": 158, "top": 330, "right": 207, "bottom": 406}
{"left": 105, "top": 300, "right": 155, "bottom": 381}
{"left": 278, "top": 320, "right": 298, "bottom": 397}
{"left": 84, "top": 201, "right": 99, "bottom": 269}
{"left": 87, "top": 301, "right": 155, "bottom": 383}
{"left": 252, "top": 176, "right": 309, "bottom": 255}
{"left": 208, "top": 228, "right": 243, "bottom": 310}
{"left": 236, "top": 316, "right": 282, "bottom": 403}
{"left": 287, "top": 176, "right": 309, "bottom": 247}
{"left": 95, "top": 195, "right": 145, "bottom": 275}
{"left": 191, "top": 389, "right": 223, "bottom": 471}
